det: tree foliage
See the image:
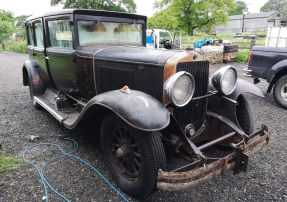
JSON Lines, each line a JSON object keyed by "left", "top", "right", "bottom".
{"left": 228, "top": 1, "right": 247, "bottom": 16}
{"left": 0, "top": 10, "right": 15, "bottom": 48}
{"left": 260, "top": 0, "right": 287, "bottom": 15}
{"left": 15, "top": 15, "right": 32, "bottom": 30}
{"left": 148, "top": 0, "right": 236, "bottom": 36}
{"left": 50, "top": 0, "right": 136, "bottom": 13}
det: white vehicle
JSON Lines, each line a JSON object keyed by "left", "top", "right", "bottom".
{"left": 146, "top": 29, "right": 182, "bottom": 50}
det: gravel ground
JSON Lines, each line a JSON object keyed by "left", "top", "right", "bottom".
{"left": 0, "top": 52, "right": 286, "bottom": 202}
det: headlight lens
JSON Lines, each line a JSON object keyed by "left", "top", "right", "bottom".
{"left": 211, "top": 66, "right": 237, "bottom": 95}
{"left": 164, "top": 71, "right": 195, "bottom": 107}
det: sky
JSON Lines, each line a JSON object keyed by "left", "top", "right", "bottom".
{"left": 1, "top": 0, "right": 270, "bottom": 18}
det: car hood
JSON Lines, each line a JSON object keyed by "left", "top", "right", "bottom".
{"left": 76, "top": 45, "right": 180, "bottom": 67}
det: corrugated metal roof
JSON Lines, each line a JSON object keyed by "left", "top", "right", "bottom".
{"left": 229, "top": 11, "right": 278, "bottom": 20}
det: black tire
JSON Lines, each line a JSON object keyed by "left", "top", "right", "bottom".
{"left": 236, "top": 95, "right": 256, "bottom": 135}
{"left": 101, "top": 113, "right": 166, "bottom": 198}
{"left": 28, "top": 77, "right": 41, "bottom": 109}
{"left": 273, "top": 75, "right": 287, "bottom": 109}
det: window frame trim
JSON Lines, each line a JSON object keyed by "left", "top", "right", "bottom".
{"left": 32, "top": 19, "right": 45, "bottom": 48}
{"left": 44, "top": 15, "right": 74, "bottom": 49}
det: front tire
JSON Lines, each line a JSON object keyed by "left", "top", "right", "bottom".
{"left": 273, "top": 75, "right": 287, "bottom": 109}
{"left": 101, "top": 113, "right": 166, "bottom": 198}
{"left": 236, "top": 95, "right": 256, "bottom": 135}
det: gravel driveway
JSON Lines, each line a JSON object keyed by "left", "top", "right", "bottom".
{"left": 0, "top": 52, "right": 286, "bottom": 202}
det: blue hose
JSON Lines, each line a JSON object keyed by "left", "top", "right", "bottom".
{"left": 23, "top": 138, "right": 129, "bottom": 202}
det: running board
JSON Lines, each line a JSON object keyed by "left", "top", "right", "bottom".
{"left": 34, "top": 96, "right": 68, "bottom": 122}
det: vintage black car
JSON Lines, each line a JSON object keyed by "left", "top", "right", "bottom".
{"left": 23, "top": 9, "right": 270, "bottom": 198}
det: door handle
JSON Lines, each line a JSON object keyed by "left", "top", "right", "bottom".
{"left": 45, "top": 56, "right": 52, "bottom": 60}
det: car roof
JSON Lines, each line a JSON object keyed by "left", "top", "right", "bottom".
{"left": 26, "top": 9, "right": 147, "bottom": 22}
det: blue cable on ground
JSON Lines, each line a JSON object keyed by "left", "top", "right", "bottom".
{"left": 23, "top": 138, "right": 129, "bottom": 202}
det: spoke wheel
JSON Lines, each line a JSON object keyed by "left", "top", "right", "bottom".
{"left": 273, "top": 75, "right": 287, "bottom": 109}
{"left": 111, "top": 126, "right": 142, "bottom": 181}
{"left": 101, "top": 113, "right": 166, "bottom": 198}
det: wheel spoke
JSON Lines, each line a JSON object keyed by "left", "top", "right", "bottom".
{"left": 133, "top": 157, "right": 141, "bottom": 168}
{"left": 133, "top": 151, "right": 140, "bottom": 158}
{"left": 119, "top": 128, "right": 124, "bottom": 139}
{"left": 123, "top": 128, "right": 128, "bottom": 140}
{"left": 113, "top": 133, "right": 121, "bottom": 143}
{"left": 130, "top": 162, "right": 137, "bottom": 173}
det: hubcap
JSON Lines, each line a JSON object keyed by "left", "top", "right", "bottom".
{"left": 280, "top": 84, "right": 287, "bottom": 102}
{"left": 111, "top": 126, "right": 141, "bottom": 181}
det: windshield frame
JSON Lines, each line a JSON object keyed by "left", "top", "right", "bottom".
{"left": 74, "top": 14, "right": 146, "bottom": 47}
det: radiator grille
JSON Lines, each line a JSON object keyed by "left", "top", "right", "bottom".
{"left": 173, "top": 61, "right": 209, "bottom": 131}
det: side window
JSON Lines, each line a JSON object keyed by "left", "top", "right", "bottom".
{"left": 48, "top": 19, "right": 73, "bottom": 48}
{"left": 34, "top": 22, "right": 44, "bottom": 47}
{"left": 27, "top": 25, "right": 34, "bottom": 46}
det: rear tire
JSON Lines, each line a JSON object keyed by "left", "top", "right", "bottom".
{"left": 236, "top": 95, "right": 255, "bottom": 135}
{"left": 28, "top": 77, "right": 41, "bottom": 110}
{"left": 273, "top": 75, "right": 287, "bottom": 109}
{"left": 101, "top": 113, "right": 166, "bottom": 198}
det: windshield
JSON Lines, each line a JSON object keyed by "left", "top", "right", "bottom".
{"left": 78, "top": 20, "right": 143, "bottom": 46}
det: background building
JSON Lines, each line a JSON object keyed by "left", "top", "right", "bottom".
{"left": 216, "top": 11, "right": 287, "bottom": 34}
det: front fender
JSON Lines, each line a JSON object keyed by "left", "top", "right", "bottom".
{"left": 209, "top": 79, "right": 264, "bottom": 100}
{"left": 266, "top": 59, "right": 287, "bottom": 82}
{"left": 70, "top": 90, "right": 170, "bottom": 131}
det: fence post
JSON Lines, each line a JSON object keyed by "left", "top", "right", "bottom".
{"left": 250, "top": 37, "right": 256, "bottom": 51}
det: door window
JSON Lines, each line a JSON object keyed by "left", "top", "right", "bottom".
{"left": 27, "top": 25, "right": 34, "bottom": 46}
{"left": 48, "top": 19, "right": 73, "bottom": 48}
{"left": 159, "top": 32, "right": 172, "bottom": 44}
{"left": 34, "top": 22, "right": 44, "bottom": 47}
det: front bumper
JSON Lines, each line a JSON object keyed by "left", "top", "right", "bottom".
{"left": 157, "top": 125, "right": 270, "bottom": 191}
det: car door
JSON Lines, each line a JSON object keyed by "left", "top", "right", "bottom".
{"left": 26, "top": 19, "right": 52, "bottom": 86}
{"left": 44, "top": 17, "right": 78, "bottom": 95}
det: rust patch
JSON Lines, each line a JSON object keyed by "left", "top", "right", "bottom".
{"left": 162, "top": 51, "right": 208, "bottom": 105}
{"left": 32, "top": 74, "right": 40, "bottom": 85}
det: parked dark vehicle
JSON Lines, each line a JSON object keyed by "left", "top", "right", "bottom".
{"left": 244, "top": 46, "right": 287, "bottom": 109}
{"left": 23, "top": 9, "right": 270, "bottom": 198}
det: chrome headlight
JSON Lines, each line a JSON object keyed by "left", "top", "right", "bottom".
{"left": 211, "top": 66, "right": 237, "bottom": 95}
{"left": 164, "top": 71, "right": 195, "bottom": 107}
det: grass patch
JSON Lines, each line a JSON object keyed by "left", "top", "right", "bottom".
{"left": 0, "top": 41, "right": 27, "bottom": 54}
{"left": 0, "top": 152, "right": 22, "bottom": 174}
{"left": 236, "top": 51, "right": 250, "bottom": 63}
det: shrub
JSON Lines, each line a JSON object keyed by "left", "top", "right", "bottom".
{"left": 0, "top": 41, "right": 27, "bottom": 54}
{"left": 236, "top": 52, "right": 249, "bottom": 63}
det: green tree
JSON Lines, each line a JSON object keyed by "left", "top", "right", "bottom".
{"left": 50, "top": 0, "right": 136, "bottom": 13}
{"left": 0, "top": 10, "right": 15, "bottom": 50}
{"left": 15, "top": 15, "right": 31, "bottom": 30}
{"left": 148, "top": 0, "right": 236, "bottom": 36}
{"left": 260, "top": 0, "right": 287, "bottom": 15}
{"left": 228, "top": 1, "right": 248, "bottom": 15}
